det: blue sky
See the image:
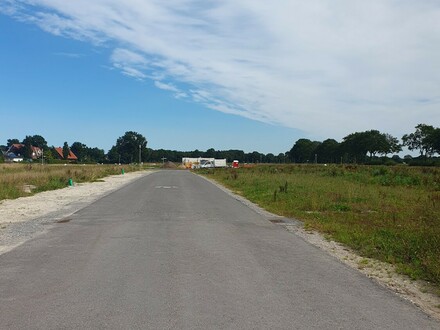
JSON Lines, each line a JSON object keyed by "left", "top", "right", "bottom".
{"left": 1, "top": 1, "right": 439, "bottom": 154}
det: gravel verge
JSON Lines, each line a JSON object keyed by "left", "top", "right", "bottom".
{"left": 0, "top": 170, "right": 154, "bottom": 255}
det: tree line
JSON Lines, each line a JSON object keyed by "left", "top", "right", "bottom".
{"left": 288, "top": 124, "right": 440, "bottom": 164}
{"left": 0, "top": 131, "right": 287, "bottom": 164}
{"left": 1, "top": 124, "right": 439, "bottom": 165}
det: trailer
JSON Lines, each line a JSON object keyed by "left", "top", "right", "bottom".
{"left": 213, "top": 159, "right": 227, "bottom": 168}
{"left": 182, "top": 157, "right": 227, "bottom": 169}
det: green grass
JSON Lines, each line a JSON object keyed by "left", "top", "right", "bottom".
{"left": 0, "top": 163, "right": 146, "bottom": 200}
{"left": 199, "top": 165, "right": 440, "bottom": 288}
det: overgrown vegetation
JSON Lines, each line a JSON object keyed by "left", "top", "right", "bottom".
{"left": 0, "top": 163, "right": 143, "bottom": 200}
{"left": 200, "top": 165, "right": 440, "bottom": 288}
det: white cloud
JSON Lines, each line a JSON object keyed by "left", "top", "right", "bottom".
{"left": 110, "top": 48, "right": 148, "bottom": 80}
{"left": 154, "top": 81, "right": 179, "bottom": 93}
{"left": 3, "top": 0, "right": 440, "bottom": 139}
{"left": 155, "top": 81, "right": 187, "bottom": 99}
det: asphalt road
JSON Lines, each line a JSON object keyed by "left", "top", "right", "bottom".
{"left": 0, "top": 170, "right": 438, "bottom": 329}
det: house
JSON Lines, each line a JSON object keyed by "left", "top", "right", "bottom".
{"left": 53, "top": 147, "right": 78, "bottom": 161}
{"left": 4, "top": 152, "right": 23, "bottom": 162}
{"left": 5, "top": 144, "right": 42, "bottom": 161}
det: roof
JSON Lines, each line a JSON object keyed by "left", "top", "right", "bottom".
{"left": 11, "top": 143, "right": 24, "bottom": 148}
{"left": 54, "top": 147, "right": 78, "bottom": 160}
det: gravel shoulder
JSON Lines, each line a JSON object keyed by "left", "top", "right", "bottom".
{"left": 0, "top": 170, "right": 154, "bottom": 255}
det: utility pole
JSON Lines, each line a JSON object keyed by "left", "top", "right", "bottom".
{"left": 139, "top": 144, "right": 141, "bottom": 167}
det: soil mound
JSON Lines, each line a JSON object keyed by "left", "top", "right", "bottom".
{"left": 162, "top": 161, "right": 177, "bottom": 169}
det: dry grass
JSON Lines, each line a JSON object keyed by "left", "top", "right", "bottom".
{"left": 0, "top": 163, "right": 141, "bottom": 200}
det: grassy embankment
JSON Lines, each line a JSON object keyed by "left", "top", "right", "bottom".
{"left": 0, "top": 163, "right": 146, "bottom": 201}
{"left": 200, "top": 165, "right": 440, "bottom": 290}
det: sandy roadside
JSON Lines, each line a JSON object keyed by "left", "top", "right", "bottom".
{"left": 0, "top": 170, "right": 154, "bottom": 255}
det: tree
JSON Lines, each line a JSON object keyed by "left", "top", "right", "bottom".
{"left": 107, "top": 145, "right": 120, "bottom": 164}
{"left": 382, "top": 133, "right": 402, "bottom": 156}
{"left": 315, "top": 139, "right": 340, "bottom": 163}
{"left": 289, "top": 139, "right": 321, "bottom": 163}
{"left": 70, "top": 142, "right": 105, "bottom": 163}
{"left": 87, "top": 147, "right": 105, "bottom": 163}
{"left": 7, "top": 138, "right": 20, "bottom": 147}
{"left": 265, "top": 153, "right": 275, "bottom": 163}
{"left": 204, "top": 148, "right": 216, "bottom": 158}
{"left": 341, "top": 130, "right": 401, "bottom": 162}
{"left": 246, "top": 151, "right": 263, "bottom": 163}
{"left": 63, "top": 142, "right": 70, "bottom": 159}
{"left": 70, "top": 142, "right": 86, "bottom": 161}
{"left": 21, "top": 135, "right": 48, "bottom": 149}
{"left": 43, "top": 148, "right": 54, "bottom": 162}
{"left": 277, "top": 153, "right": 287, "bottom": 163}
{"left": 108, "top": 131, "right": 148, "bottom": 164}
{"left": 431, "top": 128, "right": 440, "bottom": 155}
{"left": 21, "top": 141, "right": 33, "bottom": 159}
{"left": 402, "top": 124, "right": 436, "bottom": 157}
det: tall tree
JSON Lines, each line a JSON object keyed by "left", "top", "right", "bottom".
{"left": 341, "top": 132, "right": 369, "bottom": 163}
{"left": 87, "top": 147, "right": 106, "bottom": 163}
{"left": 315, "top": 139, "right": 340, "bottom": 163}
{"left": 22, "top": 135, "right": 48, "bottom": 149}
{"left": 70, "top": 142, "right": 86, "bottom": 161}
{"left": 289, "top": 139, "right": 321, "bottom": 163}
{"left": 431, "top": 128, "right": 440, "bottom": 155}
{"left": 108, "top": 131, "right": 148, "bottom": 164}
{"left": 265, "top": 153, "right": 275, "bottom": 163}
{"left": 341, "top": 130, "right": 401, "bottom": 162}
{"left": 7, "top": 138, "right": 20, "bottom": 147}
{"left": 62, "top": 142, "right": 70, "bottom": 159}
{"left": 21, "top": 142, "right": 33, "bottom": 159}
{"left": 402, "top": 124, "right": 436, "bottom": 157}
{"left": 382, "top": 133, "right": 402, "bottom": 156}
{"left": 204, "top": 148, "right": 216, "bottom": 158}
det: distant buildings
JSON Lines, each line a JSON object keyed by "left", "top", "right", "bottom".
{"left": 3, "top": 144, "right": 42, "bottom": 162}
{"left": 53, "top": 147, "right": 78, "bottom": 161}
{"left": 2, "top": 144, "right": 78, "bottom": 162}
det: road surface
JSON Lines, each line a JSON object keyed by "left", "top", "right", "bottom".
{"left": 0, "top": 170, "right": 438, "bottom": 329}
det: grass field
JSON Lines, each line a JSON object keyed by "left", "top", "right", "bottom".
{"left": 199, "top": 165, "right": 440, "bottom": 289}
{"left": 0, "top": 163, "right": 145, "bottom": 201}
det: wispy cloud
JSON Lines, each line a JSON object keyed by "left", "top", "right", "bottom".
{"left": 154, "top": 81, "right": 187, "bottom": 99}
{"left": 3, "top": 0, "right": 440, "bottom": 138}
{"left": 110, "top": 48, "right": 148, "bottom": 80}
{"left": 53, "top": 52, "right": 84, "bottom": 58}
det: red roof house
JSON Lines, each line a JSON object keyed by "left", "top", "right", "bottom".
{"left": 54, "top": 147, "right": 78, "bottom": 161}
{"left": 7, "top": 144, "right": 42, "bottom": 160}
